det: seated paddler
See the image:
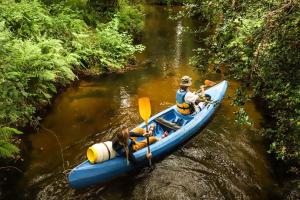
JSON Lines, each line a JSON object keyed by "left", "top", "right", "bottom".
{"left": 176, "top": 75, "right": 206, "bottom": 115}
{"left": 112, "top": 124, "right": 158, "bottom": 163}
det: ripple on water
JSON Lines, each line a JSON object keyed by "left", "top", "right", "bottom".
{"left": 127, "top": 113, "right": 273, "bottom": 200}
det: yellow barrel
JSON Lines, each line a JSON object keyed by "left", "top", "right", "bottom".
{"left": 87, "top": 141, "right": 117, "bottom": 164}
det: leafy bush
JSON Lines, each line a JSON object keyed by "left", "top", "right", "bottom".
{"left": 0, "top": 23, "right": 76, "bottom": 126}
{"left": 96, "top": 19, "right": 144, "bottom": 68}
{"left": 0, "top": 0, "right": 145, "bottom": 158}
{"left": 184, "top": 1, "right": 300, "bottom": 166}
{"left": 115, "top": 4, "right": 144, "bottom": 35}
{"left": 0, "top": 0, "right": 51, "bottom": 39}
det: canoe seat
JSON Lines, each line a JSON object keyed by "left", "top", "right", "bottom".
{"left": 155, "top": 118, "right": 181, "bottom": 131}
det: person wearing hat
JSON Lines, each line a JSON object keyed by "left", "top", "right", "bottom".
{"left": 176, "top": 76, "right": 205, "bottom": 115}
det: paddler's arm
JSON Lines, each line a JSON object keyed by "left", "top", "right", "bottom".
{"left": 193, "top": 86, "right": 206, "bottom": 104}
{"left": 200, "top": 85, "right": 205, "bottom": 98}
{"left": 130, "top": 124, "right": 155, "bottom": 137}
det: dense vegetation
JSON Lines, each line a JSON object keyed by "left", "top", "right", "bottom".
{"left": 0, "top": 0, "right": 144, "bottom": 158}
{"left": 175, "top": 0, "right": 299, "bottom": 171}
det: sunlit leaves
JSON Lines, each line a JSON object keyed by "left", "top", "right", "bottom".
{"left": 96, "top": 18, "right": 145, "bottom": 68}
{"left": 116, "top": 4, "right": 144, "bottom": 36}
{"left": 0, "top": 127, "right": 22, "bottom": 158}
{"left": 234, "top": 108, "right": 253, "bottom": 127}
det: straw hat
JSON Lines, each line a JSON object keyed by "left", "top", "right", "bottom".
{"left": 180, "top": 76, "right": 192, "bottom": 87}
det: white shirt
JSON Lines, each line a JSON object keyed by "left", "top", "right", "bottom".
{"left": 184, "top": 91, "right": 199, "bottom": 104}
{"left": 184, "top": 90, "right": 205, "bottom": 110}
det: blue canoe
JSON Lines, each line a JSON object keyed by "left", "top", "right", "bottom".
{"left": 68, "top": 80, "right": 228, "bottom": 188}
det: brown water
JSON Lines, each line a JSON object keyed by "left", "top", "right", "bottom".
{"left": 6, "top": 5, "right": 278, "bottom": 200}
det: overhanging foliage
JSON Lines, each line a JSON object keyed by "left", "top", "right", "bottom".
{"left": 0, "top": 0, "right": 144, "bottom": 158}
{"left": 181, "top": 0, "right": 299, "bottom": 166}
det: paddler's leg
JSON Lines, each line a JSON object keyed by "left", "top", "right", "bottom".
{"left": 132, "top": 136, "right": 158, "bottom": 152}
{"left": 130, "top": 127, "right": 146, "bottom": 140}
{"left": 130, "top": 124, "right": 156, "bottom": 137}
{"left": 131, "top": 127, "right": 145, "bottom": 134}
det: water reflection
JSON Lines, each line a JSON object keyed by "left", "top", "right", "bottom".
{"left": 174, "top": 20, "right": 183, "bottom": 68}
{"left": 120, "top": 86, "right": 131, "bottom": 109}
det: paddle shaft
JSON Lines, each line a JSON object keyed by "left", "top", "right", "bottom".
{"left": 138, "top": 97, "right": 152, "bottom": 167}
{"left": 145, "top": 121, "right": 152, "bottom": 166}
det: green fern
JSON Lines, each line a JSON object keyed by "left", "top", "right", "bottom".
{"left": 0, "top": 127, "right": 22, "bottom": 158}
{"left": 0, "top": 0, "right": 145, "bottom": 134}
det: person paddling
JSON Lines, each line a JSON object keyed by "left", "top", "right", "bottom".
{"left": 112, "top": 124, "right": 158, "bottom": 164}
{"left": 176, "top": 76, "right": 206, "bottom": 115}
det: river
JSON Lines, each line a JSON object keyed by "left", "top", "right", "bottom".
{"left": 5, "top": 5, "right": 278, "bottom": 200}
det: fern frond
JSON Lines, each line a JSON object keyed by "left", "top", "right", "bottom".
{"left": 0, "top": 127, "right": 22, "bottom": 140}
{"left": 0, "top": 141, "right": 20, "bottom": 158}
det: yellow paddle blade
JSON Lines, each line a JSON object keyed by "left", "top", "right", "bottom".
{"left": 138, "top": 97, "right": 151, "bottom": 121}
{"left": 204, "top": 80, "right": 216, "bottom": 87}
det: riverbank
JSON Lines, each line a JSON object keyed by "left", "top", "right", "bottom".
{"left": 0, "top": 0, "right": 145, "bottom": 161}
{"left": 271, "top": 161, "right": 300, "bottom": 199}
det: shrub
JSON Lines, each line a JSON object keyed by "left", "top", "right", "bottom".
{"left": 116, "top": 4, "right": 144, "bottom": 36}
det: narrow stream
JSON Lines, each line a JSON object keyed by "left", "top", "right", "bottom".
{"left": 7, "top": 5, "right": 278, "bottom": 200}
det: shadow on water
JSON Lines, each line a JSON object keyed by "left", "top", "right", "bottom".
{"left": 4, "top": 5, "right": 279, "bottom": 200}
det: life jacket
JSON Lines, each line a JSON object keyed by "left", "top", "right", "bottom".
{"left": 176, "top": 89, "right": 195, "bottom": 115}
